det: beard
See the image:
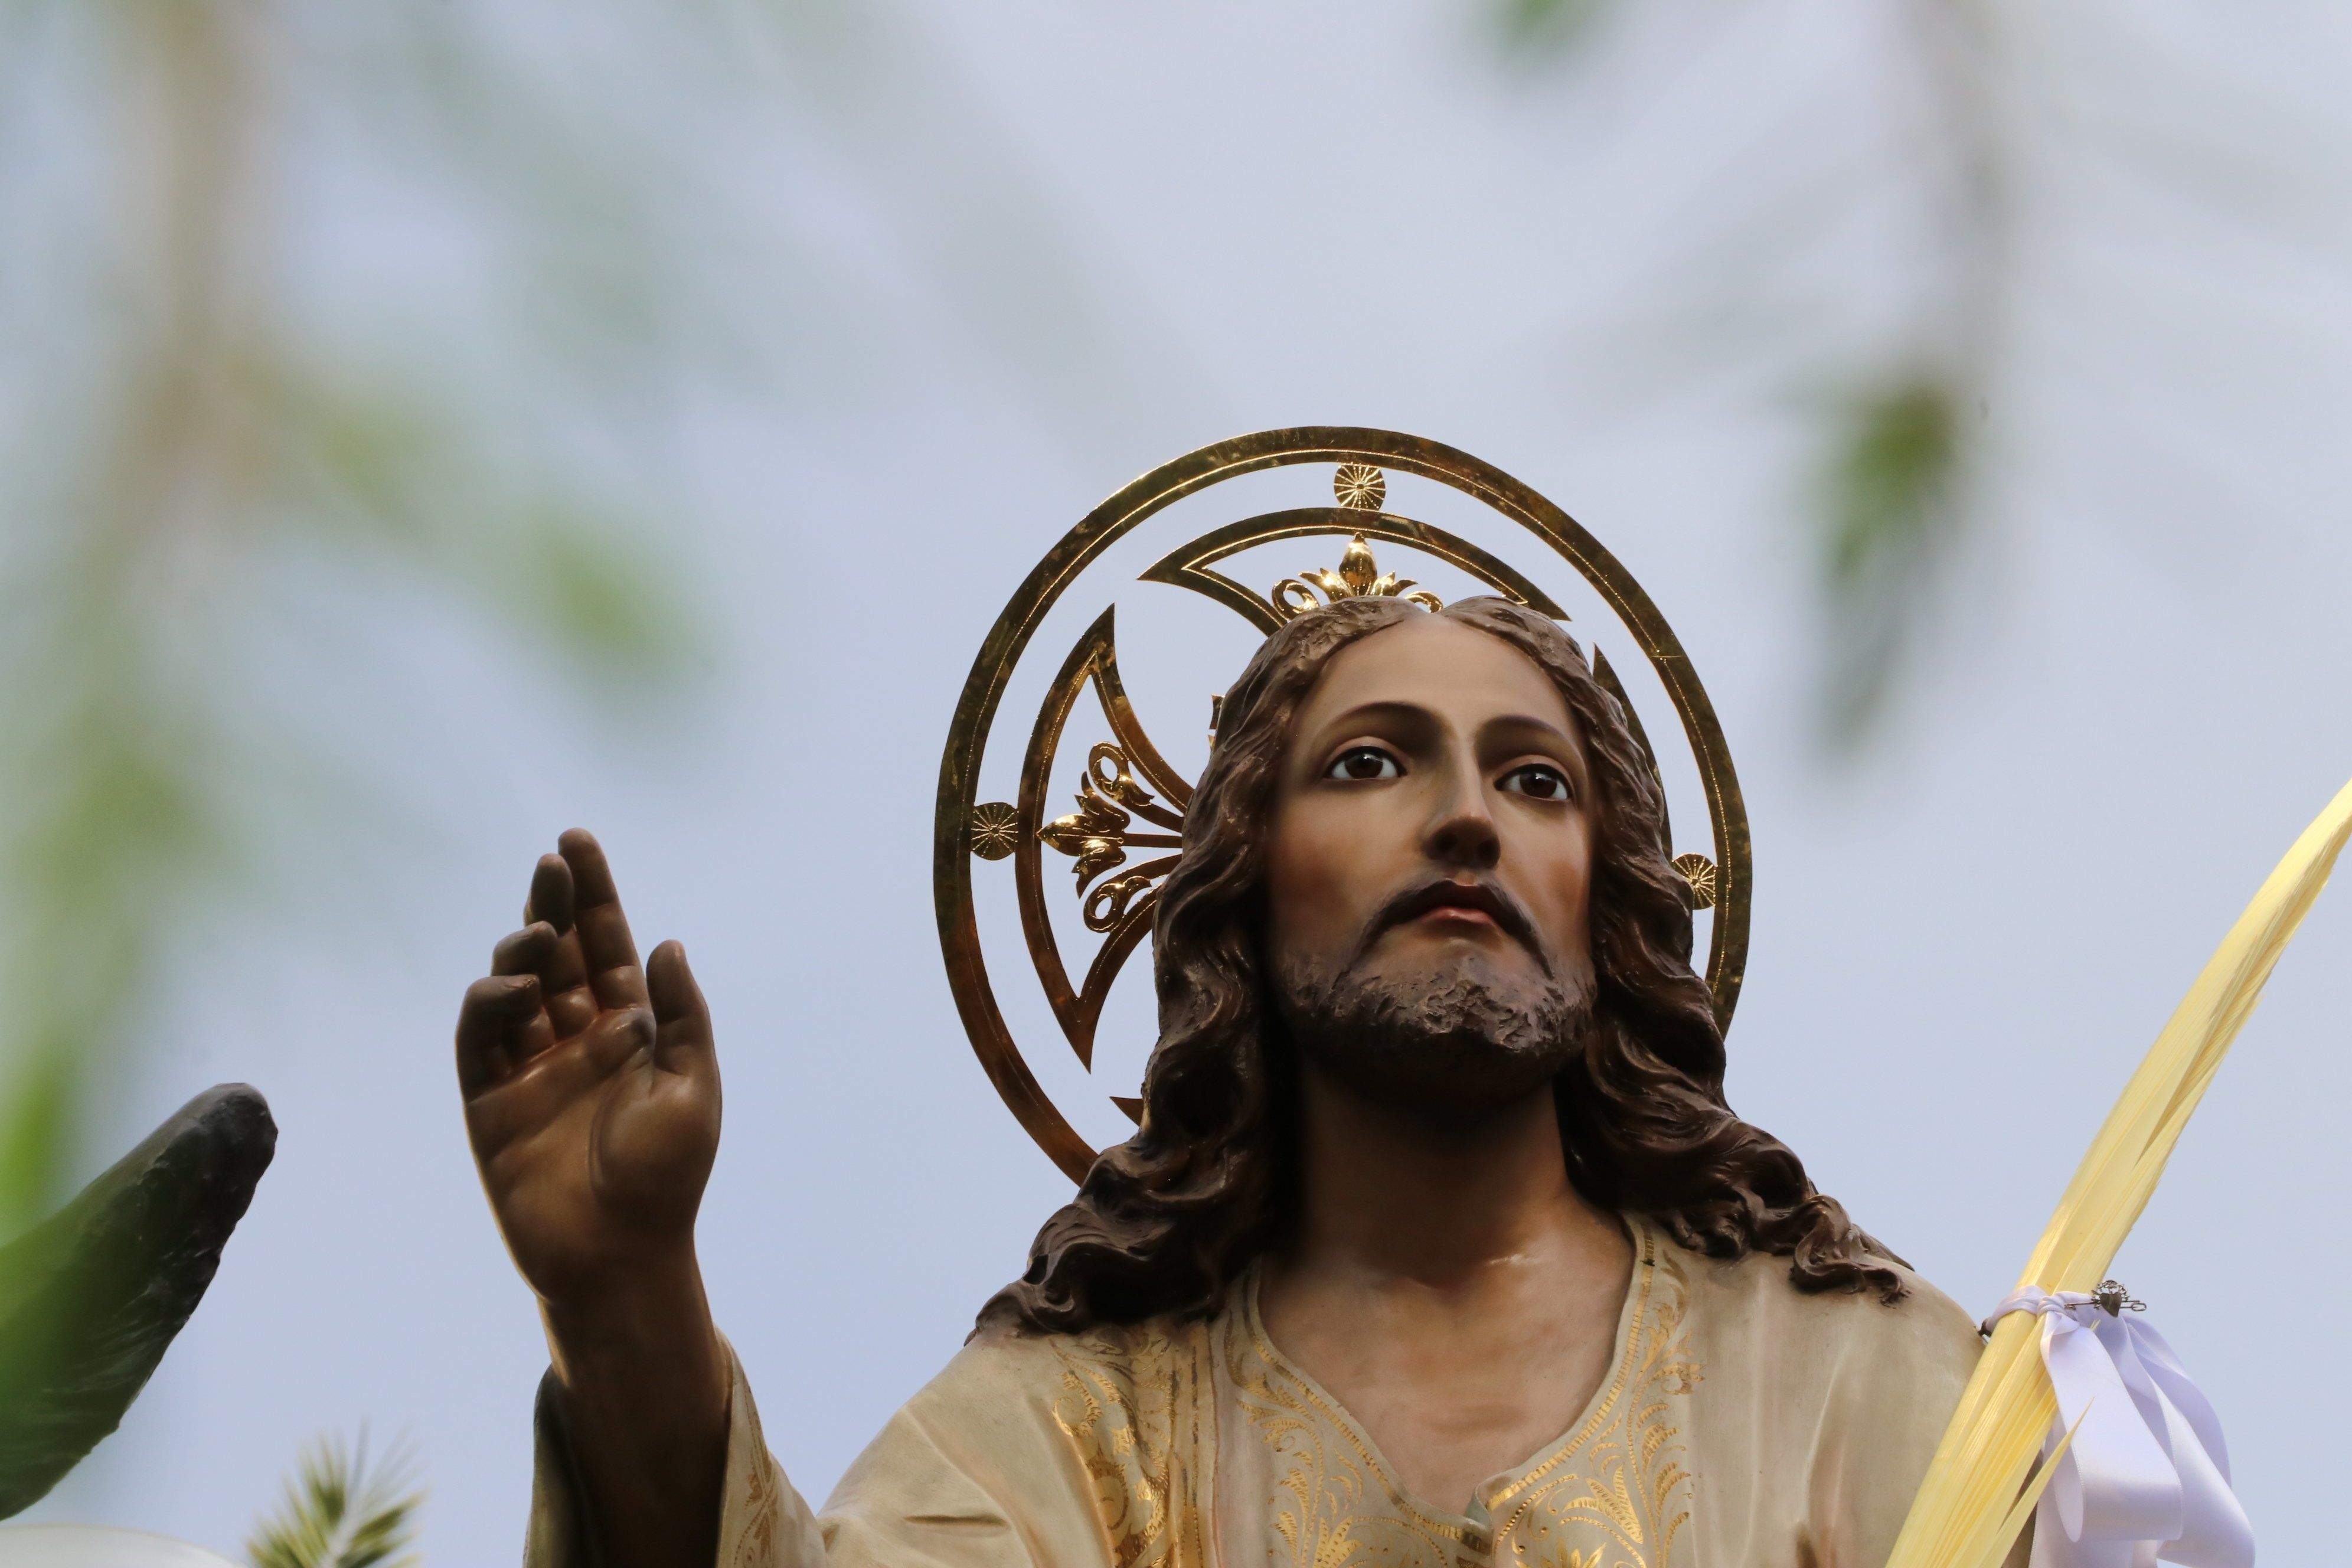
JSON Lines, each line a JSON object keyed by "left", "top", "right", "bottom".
{"left": 1271, "top": 943, "right": 1595, "bottom": 1121}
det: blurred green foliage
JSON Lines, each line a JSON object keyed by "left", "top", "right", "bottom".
{"left": 1818, "top": 375, "right": 1964, "bottom": 744}
{"left": 246, "top": 1433, "right": 422, "bottom": 1568}
{"left": 0, "top": 0, "right": 1132, "bottom": 1526}
{"left": 0, "top": 1, "right": 710, "bottom": 1247}
{"left": 1497, "top": 0, "right": 1613, "bottom": 53}
{"left": 1494, "top": 3, "right": 1995, "bottom": 751}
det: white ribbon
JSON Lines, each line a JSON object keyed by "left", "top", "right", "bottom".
{"left": 1981, "top": 1288, "right": 2254, "bottom": 1568}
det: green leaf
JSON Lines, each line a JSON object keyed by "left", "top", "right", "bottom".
{"left": 246, "top": 1430, "right": 423, "bottom": 1568}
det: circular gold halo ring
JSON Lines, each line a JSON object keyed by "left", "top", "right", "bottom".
{"left": 935, "top": 427, "right": 1750, "bottom": 1182}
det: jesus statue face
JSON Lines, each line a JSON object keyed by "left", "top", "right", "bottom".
{"left": 987, "top": 594, "right": 1903, "bottom": 1333}
{"left": 1262, "top": 613, "right": 1602, "bottom": 1120}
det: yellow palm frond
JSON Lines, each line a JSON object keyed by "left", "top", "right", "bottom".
{"left": 1886, "top": 775, "right": 2352, "bottom": 1568}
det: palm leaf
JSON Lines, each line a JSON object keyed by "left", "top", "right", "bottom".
{"left": 246, "top": 1430, "right": 423, "bottom": 1568}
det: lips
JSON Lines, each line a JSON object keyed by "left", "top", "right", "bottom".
{"left": 1390, "top": 879, "right": 1514, "bottom": 929}
{"left": 1351, "top": 874, "right": 1549, "bottom": 975}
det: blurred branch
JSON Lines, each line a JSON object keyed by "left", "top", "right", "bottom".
{"left": 0, "top": 0, "right": 254, "bottom": 1241}
{"left": 1497, "top": 0, "right": 2009, "bottom": 749}
{"left": 262, "top": 358, "right": 705, "bottom": 681}
{"left": 738, "top": 0, "right": 1208, "bottom": 455}
{"left": 1811, "top": 0, "right": 2004, "bottom": 748}
{"left": 4, "top": 0, "right": 1145, "bottom": 1259}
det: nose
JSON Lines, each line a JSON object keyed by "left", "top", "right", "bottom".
{"left": 1422, "top": 756, "right": 1500, "bottom": 871}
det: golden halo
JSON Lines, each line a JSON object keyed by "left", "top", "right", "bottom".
{"left": 934, "top": 429, "right": 1750, "bottom": 1181}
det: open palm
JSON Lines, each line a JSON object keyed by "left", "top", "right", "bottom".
{"left": 455, "top": 829, "right": 721, "bottom": 1305}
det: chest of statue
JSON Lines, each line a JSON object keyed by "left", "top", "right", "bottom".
{"left": 1048, "top": 1216, "right": 1704, "bottom": 1568}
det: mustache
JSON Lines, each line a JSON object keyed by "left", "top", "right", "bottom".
{"left": 1353, "top": 874, "right": 1551, "bottom": 976}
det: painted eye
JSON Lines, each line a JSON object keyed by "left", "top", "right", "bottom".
{"left": 1324, "top": 746, "right": 1401, "bottom": 781}
{"left": 1501, "top": 763, "right": 1571, "bottom": 801}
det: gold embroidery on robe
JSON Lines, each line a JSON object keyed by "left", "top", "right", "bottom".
{"left": 1487, "top": 1240, "right": 1701, "bottom": 1568}
{"left": 1049, "top": 1316, "right": 1217, "bottom": 1568}
{"left": 1228, "top": 1308, "right": 1484, "bottom": 1568}
{"left": 1232, "top": 1219, "right": 1703, "bottom": 1568}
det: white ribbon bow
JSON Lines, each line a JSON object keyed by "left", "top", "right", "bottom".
{"left": 1981, "top": 1286, "right": 2254, "bottom": 1568}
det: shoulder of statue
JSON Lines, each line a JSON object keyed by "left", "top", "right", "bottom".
{"left": 1040, "top": 1306, "right": 1218, "bottom": 1376}
{"left": 935, "top": 1306, "right": 1216, "bottom": 1401}
{"left": 1641, "top": 1228, "right": 1986, "bottom": 1416}
{"left": 1644, "top": 1221, "right": 1979, "bottom": 1350}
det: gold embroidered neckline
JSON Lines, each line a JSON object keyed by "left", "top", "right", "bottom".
{"left": 1237, "top": 1210, "right": 1661, "bottom": 1527}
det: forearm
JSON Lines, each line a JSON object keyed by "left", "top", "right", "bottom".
{"left": 541, "top": 1243, "right": 731, "bottom": 1568}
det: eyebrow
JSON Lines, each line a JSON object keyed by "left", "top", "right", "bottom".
{"left": 1481, "top": 713, "right": 1592, "bottom": 789}
{"left": 1311, "top": 699, "right": 1435, "bottom": 736}
{"left": 1479, "top": 712, "right": 1581, "bottom": 749}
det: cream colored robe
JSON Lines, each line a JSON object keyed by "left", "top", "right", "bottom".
{"left": 525, "top": 1213, "right": 2013, "bottom": 1568}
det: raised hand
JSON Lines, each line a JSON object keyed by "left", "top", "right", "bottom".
{"left": 456, "top": 828, "right": 721, "bottom": 1308}
{"left": 458, "top": 830, "right": 731, "bottom": 1567}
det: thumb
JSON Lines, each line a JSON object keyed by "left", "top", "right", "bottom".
{"left": 647, "top": 939, "right": 717, "bottom": 1080}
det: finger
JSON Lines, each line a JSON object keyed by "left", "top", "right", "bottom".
{"left": 558, "top": 828, "right": 647, "bottom": 1009}
{"left": 538, "top": 933, "right": 597, "bottom": 1043}
{"left": 492, "top": 922, "right": 559, "bottom": 976}
{"left": 578, "top": 1002, "right": 656, "bottom": 1079}
{"left": 647, "top": 940, "right": 717, "bottom": 1080}
{"left": 524, "top": 853, "right": 575, "bottom": 935}
{"left": 492, "top": 922, "right": 563, "bottom": 1060}
{"left": 456, "top": 973, "right": 541, "bottom": 1096}
{"left": 525, "top": 851, "right": 596, "bottom": 1039}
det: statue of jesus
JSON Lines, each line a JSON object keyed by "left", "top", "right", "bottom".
{"left": 455, "top": 594, "right": 2013, "bottom": 1568}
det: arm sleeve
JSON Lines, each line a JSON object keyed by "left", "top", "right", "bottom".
{"left": 809, "top": 1333, "right": 1119, "bottom": 1568}
{"left": 522, "top": 1333, "right": 828, "bottom": 1568}
{"left": 1808, "top": 1285, "right": 2034, "bottom": 1568}
{"left": 522, "top": 1329, "right": 1106, "bottom": 1568}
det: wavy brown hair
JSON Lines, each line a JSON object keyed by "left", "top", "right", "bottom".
{"left": 978, "top": 596, "right": 1903, "bottom": 1334}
